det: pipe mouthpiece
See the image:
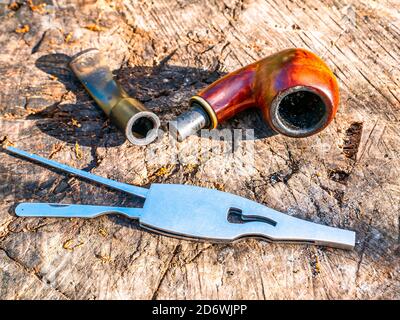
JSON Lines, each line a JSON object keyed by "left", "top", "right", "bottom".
{"left": 69, "top": 48, "right": 160, "bottom": 145}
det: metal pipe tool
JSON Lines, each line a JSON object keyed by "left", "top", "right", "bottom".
{"left": 5, "top": 146, "right": 355, "bottom": 250}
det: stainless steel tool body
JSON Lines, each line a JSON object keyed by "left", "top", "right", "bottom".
{"left": 5, "top": 146, "right": 356, "bottom": 250}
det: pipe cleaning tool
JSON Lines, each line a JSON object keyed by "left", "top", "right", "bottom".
{"left": 69, "top": 49, "right": 160, "bottom": 145}
{"left": 5, "top": 146, "right": 355, "bottom": 250}
{"left": 171, "top": 48, "right": 339, "bottom": 141}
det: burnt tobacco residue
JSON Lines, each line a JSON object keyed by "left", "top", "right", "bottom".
{"left": 278, "top": 90, "right": 326, "bottom": 130}
{"left": 342, "top": 122, "right": 363, "bottom": 160}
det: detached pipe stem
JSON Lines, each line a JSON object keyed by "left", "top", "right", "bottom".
{"left": 171, "top": 48, "right": 339, "bottom": 141}
{"left": 69, "top": 49, "right": 160, "bottom": 145}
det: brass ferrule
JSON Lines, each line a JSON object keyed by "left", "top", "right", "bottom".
{"left": 69, "top": 49, "right": 160, "bottom": 145}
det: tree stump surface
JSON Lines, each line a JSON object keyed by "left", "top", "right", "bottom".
{"left": 0, "top": 0, "right": 399, "bottom": 299}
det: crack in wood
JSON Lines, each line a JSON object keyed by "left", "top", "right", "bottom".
{"left": 0, "top": 247, "right": 71, "bottom": 300}
{"left": 150, "top": 244, "right": 181, "bottom": 300}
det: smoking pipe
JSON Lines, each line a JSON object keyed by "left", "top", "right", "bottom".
{"left": 171, "top": 48, "right": 339, "bottom": 140}
{"left": 70, "top": 49, "right": 160, "bottom": 145}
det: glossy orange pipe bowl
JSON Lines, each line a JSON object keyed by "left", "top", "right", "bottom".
{"left": 172, "top": 48, "right": 339, "bottom": 140}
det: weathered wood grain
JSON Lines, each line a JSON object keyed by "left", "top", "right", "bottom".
{"left": 0, "top": 0, "right": 399, "bottom": 299}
